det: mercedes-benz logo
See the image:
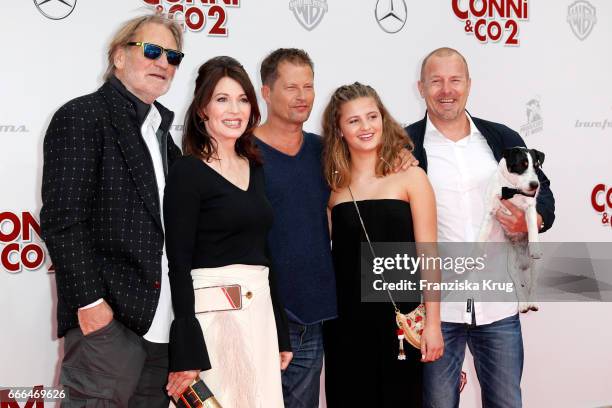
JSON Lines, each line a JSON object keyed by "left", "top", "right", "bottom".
{"left": 375, "top": 0, "right": 407, "bottom": 34}
{"left": 34, "top": 0, "right": 77, "bottom": 20}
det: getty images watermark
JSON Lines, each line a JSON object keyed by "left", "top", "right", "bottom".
{"left": 360, "top": 242, "right": 612, "bottom": 303}
{"left": 371, "top": 251, "right": 515, "bottom": 295}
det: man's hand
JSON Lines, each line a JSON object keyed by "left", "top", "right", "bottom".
{"left": 280, "top": 351, "right": 293, "bottom": 370}
{"left": 166, "top": 370, "right": 200, "bottom": 399}
{"left": 496, "top": 200, "right": 543, "bottom": 234}
{"left": 420, "top": 323, "right": 444, "bottom": 363}
{"left": 392, "top": 148, "right": 419, "bottom": 172}
{"left": 77, "top": 300, "right": 113, "bottom": 336}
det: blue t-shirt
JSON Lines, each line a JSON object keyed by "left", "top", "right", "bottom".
{"left": 255, "top": 132, "right": 337, "bottom": 324}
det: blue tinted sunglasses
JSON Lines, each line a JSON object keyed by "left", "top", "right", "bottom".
{"left": 127, "top": 42, "right": 184, "bottom": 66}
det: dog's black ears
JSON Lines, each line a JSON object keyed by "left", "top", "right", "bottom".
{"left": 529, "top": 149, "right": 545, "bottom": 168}
{"left": 502, "top": 147, "right": 521, "bottom": 162}
{"left": 502, "top": 148, "right": 514, "bottom": 161}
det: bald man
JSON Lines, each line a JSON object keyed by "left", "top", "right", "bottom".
{"left": 405, "top": 47, "right": 555, "bottom": 408}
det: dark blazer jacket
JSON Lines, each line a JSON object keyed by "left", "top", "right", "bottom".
{"left": 41, "top": 81, "right": 182, "bottom": 338}
{"left": 405, "top": 113, "right": 555, "bottom": 233}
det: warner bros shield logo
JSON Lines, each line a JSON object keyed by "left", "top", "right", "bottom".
{"left": 567, "top": 1, "right": 597, "bottom": 41}
{"left": 289, "top": 0, "right": 328, "bottom": 31}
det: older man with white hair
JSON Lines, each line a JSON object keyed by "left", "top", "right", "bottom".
{"left": 41, "top": 14, "right": 185, "bottom": 407}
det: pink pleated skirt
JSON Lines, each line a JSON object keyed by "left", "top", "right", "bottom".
{"left": 191, "top": 264, "right": 284, "bottom": 408}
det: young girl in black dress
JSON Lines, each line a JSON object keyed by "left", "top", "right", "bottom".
{"left": 322, "top": 82, "right": 444, "bottom": 407}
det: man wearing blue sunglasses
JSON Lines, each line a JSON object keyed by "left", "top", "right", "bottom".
{"left": 41, "top": 14, "right": 184, "bottom": 408}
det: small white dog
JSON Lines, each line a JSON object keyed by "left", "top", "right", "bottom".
{"left": 477, "top": 147, "right": 545, "bottom": 312}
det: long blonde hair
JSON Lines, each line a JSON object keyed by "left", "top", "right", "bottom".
{"left": 322, "top": 82, "right": 413, "bottom": 190}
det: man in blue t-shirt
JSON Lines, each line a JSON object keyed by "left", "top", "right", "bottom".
{"left": 254, "top": 48, "right": 337, "bottom": 407}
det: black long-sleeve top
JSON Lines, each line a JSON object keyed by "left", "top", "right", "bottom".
{"left": 164, "top": 155, "right": 291, "bottom": 372}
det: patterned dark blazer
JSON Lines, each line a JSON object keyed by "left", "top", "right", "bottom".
{"left": 41, "top": 82, "right": 182, "bottom": 338}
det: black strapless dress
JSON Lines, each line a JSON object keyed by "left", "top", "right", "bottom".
{"left": 324, "top": 199, "right": 422, "bottom": 407}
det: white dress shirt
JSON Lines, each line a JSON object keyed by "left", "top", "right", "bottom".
{"left": 424, "top": 113, "right": 518, "bottom": 325}
{"left": 140, "top": 104, "right": 173, "bottom": 343}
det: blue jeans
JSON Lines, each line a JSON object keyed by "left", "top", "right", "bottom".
{"left": 281, "top": 321, "right": 324, "bottom": 408}
{"left": 423, "top": 314, "right": 524, "bottom": 408}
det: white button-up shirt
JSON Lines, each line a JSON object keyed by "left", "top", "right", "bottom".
{"left": 141, "top": 104, "right": 173, "bottom": 343}
{"left": 424, "top": 113, "right": 518, "bottom": 325}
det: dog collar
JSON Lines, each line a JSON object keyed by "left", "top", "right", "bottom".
{"left": 501, "top": 187, "right": 536, "bottom": 200}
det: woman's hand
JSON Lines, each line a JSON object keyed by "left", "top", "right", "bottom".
{"left": 420, "top": 323, "right": 444, "bottom": 363}
{"left": 166, "top": 370, "right": 201, "bottom": 399}
{"left": 280, "top": 351, "right": 293, "bottom": 370}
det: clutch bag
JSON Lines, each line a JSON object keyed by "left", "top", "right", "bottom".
{"left": 174, "top": 379, "right": 222, "bottom": 408}
{"left": 396, "top": 303, "right": 426, "bottom": 350}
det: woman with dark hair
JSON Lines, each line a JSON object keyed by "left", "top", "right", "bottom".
{"left": 321, "top": 82, "right": 443, "bottom": 406}
{"left": 164, "top": 56, "right": 291, "bottom": 407}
